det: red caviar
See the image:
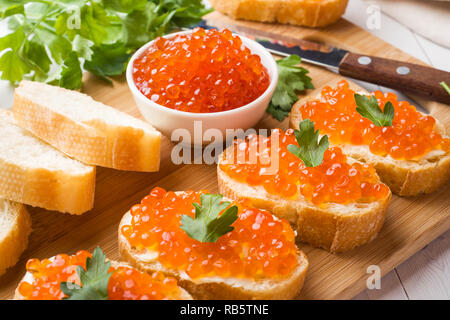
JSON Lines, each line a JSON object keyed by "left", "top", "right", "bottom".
{"left": 133, "top": 28, "right": 270, "bottom": 113}
{"left": 300, "top": 80, "right": 450, "bottom": 160}
{"left": 121, "top": 188, "right": 298, "bottom": 279}
{"left": 18, "top": 250, "right": 180, "bottom": 300}
{"left": 219, "top": 129, "right": 390, "bottom": 205}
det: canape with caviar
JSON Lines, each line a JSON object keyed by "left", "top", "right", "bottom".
{"left": 290, "top": 80, "right": 450, "bottom": 196}
{"left": 217, "top": 120, "right": 392, "bottom": 252}
{"left": 119, "top": 188, "right": 309, "bottom": 300}
{"left": 15, "top": 247, "right": 191, "bottom": 300}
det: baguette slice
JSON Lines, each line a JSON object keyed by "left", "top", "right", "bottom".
{"left": 119, "top": 193, "right": 309, "bottom": 300}
{"left": 209, "top": 0, "right": 349, "bottom": 27}
{"left": 119, "top": 213, "right": 308, "bottom": 300}
{"left": 0, "top": 110, "right": 95, "bottom": 215}
{"left": 14, "top": 259, "right": 192, "bottom": 300}
{"left": 0, "top": 199, "right": 32, "bottom": 276}
{"left": 217, "top": 152, "right": 392, "bottom": 253}
{"left": 289, "top": 80, "right": 450, "bottom": 196}
{"left": 13, "top": 80, "right": 161, "bottom": 172}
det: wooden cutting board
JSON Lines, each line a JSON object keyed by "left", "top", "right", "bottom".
{"left": 0, "top": 12, "right": 449, "bottom": 300}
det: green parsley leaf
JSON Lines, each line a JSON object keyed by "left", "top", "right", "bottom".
{"left": 266, "top": 103, "right": 289, "bottom": 122}
{"left": 59, "top": 51, "right": 83, "bottom": 90}
{"left": 122, "top": 2, "right": 160, "bottom": 48}
{"left": 23, "top": 38, "right": 51, "bottom": 74}
{"left": 104, "top": 0, "right": 148, "bottom": 13}
{"left": 180, "top": 193, "right": 239, "bottom": 243}
{"left": 354, "top": 93, "right": 394, "bottom": 127}
{"left": 60, "top": 247, "right": 113, "bottom": 300}
{"left": 0, "top": 25, "right": 24, "bottom": 51}
{"left": 0, "top": 50, "right": 29, "bottom": 82}
{"left": 84, "top": 43, "right": 131, "bottom": 83}
{"left": 78, "top": 3, "right": 110, "bottom": 46}
{"left": 440, "top": 81, "right": 450, "bottom": 96}
{"left": 287, "top": 119, "right": 329, "bottom": 167}
{"left": 0, "top": 27, "right": 30, "bottom": 83}
{"left": 34, "top": 28, "right": 72, "bottom": 65}
{"left": 157, "top": 0, "right": 213, "bottom": 27}
{"left": 72, "top": 35, "right": 94, "bottom": 61}
{"left": 0, "top": 0, "right": 24, "bottom": 19}
{"left": 267, "top": 54, "right": 314, "bottom": 121}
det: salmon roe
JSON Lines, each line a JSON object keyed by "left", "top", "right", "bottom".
{"left": 300, "top": 80, "right": 450, "bottom": 160}
{"left": 18, "top": 250, "right": 181, "bottom": 300}
{"left": 121, "top": 188, "right": 298, "bottom": 279}
{"left": 132, "top": 28, "right": 270, "bottom": 113}
{"left": 219, "top": 129, "right": 390, "bottom": 205}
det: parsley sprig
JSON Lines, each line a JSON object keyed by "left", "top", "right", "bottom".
{"left": 60, "top": 247, "right": 113, "bottom": 300}
{"left": 287, "top": 119, "right": 329, "bottom": 167}
{"left": 267, "top": 55, "right": 314, "bottom": 121}
{"left": 0, "top": 0, "right": 211, "bottom": 89}
{"left": 354, "top": 93, "right": 394, "bottom": 127}
{"left": 181, "top": 193, "right": 239, "bottom": 243}
{"left": 441, "top": 81, "right": 450, "bottom": 96}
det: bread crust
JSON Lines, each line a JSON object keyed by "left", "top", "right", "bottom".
{"left": 209, "top": 0, "right": 349, "bottom": 27}
{"left": 13, "top": 259, "right": 192, "bottom": 300}
{"left": 0, "top": 109, "right": 96, "bottom": 215}
{"left": 339, "top": 145, "right": 450, "bottom": 196}
{"left": 0, "top": 200, "right": 32, "bottom": 277}
{"left": 0, "top": 157, "right": 95, "bottom": 215}
{"left": 118, "top": 210, "right": 309, "bottom": 300}
{"left": 217, "top": 160, "right": 391, "bottom": 252}
{"left": 13, "top": 81, "right": 161, "bottom": 172}
{"left": 289, "top": 83, "right": 450, "bottom": 196}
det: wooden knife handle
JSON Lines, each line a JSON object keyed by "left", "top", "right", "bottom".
{"left": 339, "top": 52, "right": 450, "bottom": 105}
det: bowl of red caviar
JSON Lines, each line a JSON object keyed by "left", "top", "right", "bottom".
{"left": 127, "top": 28, "right": 278, "bottom": 144}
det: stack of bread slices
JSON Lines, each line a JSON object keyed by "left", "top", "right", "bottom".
{"left": 0, "top": 80, "right": 161, "bottom": 276}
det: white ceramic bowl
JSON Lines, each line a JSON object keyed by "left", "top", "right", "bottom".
{"left": 126, "top": 30, "right": 278, "bottom": 145}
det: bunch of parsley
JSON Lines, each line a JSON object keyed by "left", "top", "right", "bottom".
{"left": 0, "top": 0, "right": 211, "bottom": 89}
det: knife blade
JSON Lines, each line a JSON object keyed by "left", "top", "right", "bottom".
{"left": 196, "top": 20, "right": 348, "bottom": 73}
{"left": 195, "top": 20, "right": 450, "bottom": 105}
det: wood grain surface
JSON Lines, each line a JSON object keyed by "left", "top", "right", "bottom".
{"left": 0, "top": 12, "right": 449, "bottom": 300}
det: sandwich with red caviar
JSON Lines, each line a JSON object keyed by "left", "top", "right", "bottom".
{"left": 118, "top": 188, "right": 308, "bottom": 300}
{"left": 14, "top": 247, "right": 191, "bottom": 300}
{"left": 290, "top": 80, "right": 450, "bottom": 196}
{"left": 217, "top": 120, "right": 392, "bottom": 252}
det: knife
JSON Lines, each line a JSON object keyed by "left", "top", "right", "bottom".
{"left": 195, "top": 20, "right": 450, "bottom": 105}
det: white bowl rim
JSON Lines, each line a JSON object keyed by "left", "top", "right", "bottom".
{"left": 126, "top": 29, "right": 279, "bottom": 119}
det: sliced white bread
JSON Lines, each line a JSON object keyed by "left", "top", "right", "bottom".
{"left": 289, "top": 80, "right": 450, "bottom": 196}
{"left": 0, "top": 110, "right": 95, "bottom": 215}
{"left": 209, "top": 0, "right": 349, "bottom": 27}
{"left": 13, "top": 80, "right": 161, "bottom": 172}
{"left": 119, "top": 207, "right": 309, "bottom": 300}
{"left": 0, "top": 199, "right": 32, "bottom": 276}
{"left": 217, "top": 151, "right": 392, "bottom": 253}
{"left": 14, "top": 259, "right": 192, "bottom": 300}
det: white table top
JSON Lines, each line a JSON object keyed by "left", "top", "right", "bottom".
{"left": 0, "top": 0, "right": 448, "bottom": 300}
